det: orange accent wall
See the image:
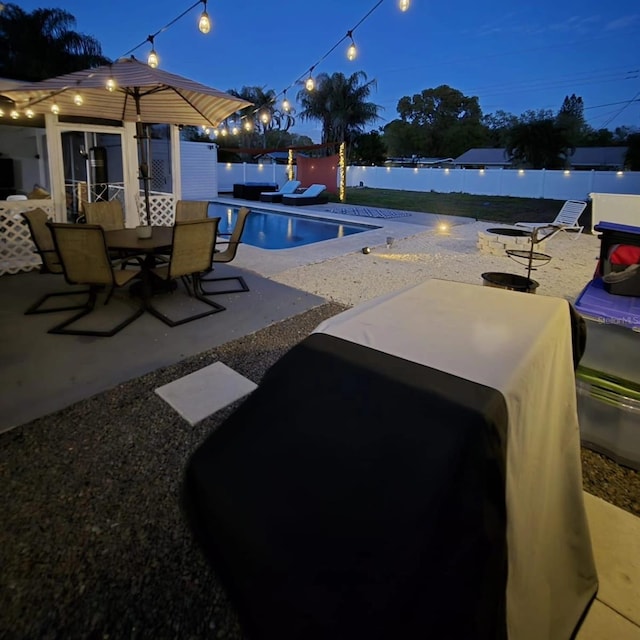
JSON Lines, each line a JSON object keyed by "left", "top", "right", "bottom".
{"left": 296, "top": 154, "right": 338, "bottom": 194}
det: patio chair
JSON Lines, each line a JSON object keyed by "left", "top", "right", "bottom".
{"left": 200, "top": 206, "right": 251, "bottom": 295}
{"left": 20, "top": 208, "right": 89, "bottom": 315}
{"left": 82, "top": 199, "right": 125, "bottom": 230}
{"left": 259, "top": 180, "right": 301, "bottom": 203}
{"left": 175, "top": 200, "right": 209, "bottom": 222}
{"left": 281, "top": 184, "right": 329, "bottom": 206}
{"left": 146, "top": 218, "right": 226, "bottom": 327}
{"left": 46, "top": 223, "right": 144, "bottom": 337}
{"left": 515, "top": 200, "right": 587, "bottom": 237}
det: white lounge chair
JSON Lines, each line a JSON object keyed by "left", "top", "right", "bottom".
{"left": 281, "top": 184, "right": 328, "bottom": 206}
{"left": 259, "top": 180, "right": 301, "bottom": 202}
{"left": 515, "top": 200, "right": 587, "bottom": 238}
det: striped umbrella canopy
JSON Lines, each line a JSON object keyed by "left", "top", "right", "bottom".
{"left": 1, "top": 56, "right": 251, "bottom": 127}
{"left": 1, "top": 57, "right": 252, "bottom": 225}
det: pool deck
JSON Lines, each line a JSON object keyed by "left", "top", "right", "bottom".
{"left": 213, "top": 196, "right": 473, "bottom": 276}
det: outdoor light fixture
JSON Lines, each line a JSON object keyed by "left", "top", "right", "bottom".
{"left": 106, "top": 76, "right": 116, "bottom": 92}
{"left": 50, "top": 103, "right": 60, "bottom": 115}
{"left": 347, "top": 32, "right": 357, "bottom": 60}
{"left": 305, "top": 75, "right": 315, "bottom": 91}
{"left": 10, "top": 109, "right": 19, "bottom": 119}
{"left": 399, "top": 0, "right": 410, "bottom": 11}
{"left": 147, "top": 36, "right": 159, "bottom": 68}
{"left": 231, "top": 125, "right": 239, "bottom": 135}
{"left": 260, "top": 110, "right": 270, "bottom": 124}
{"left": 25, "top": 108, "right": 34, "bottom": 118}
{"left": 73, "top": 92, "right": 83, "bottom": 106}
{"left": 282, "top": 93, "right": 290, "bottom": 112}
{"left": 244, "top": 119, "right": 253, "bottom": 132}
{"left": 198, "top": 0, "right": 211, "bottom": 34}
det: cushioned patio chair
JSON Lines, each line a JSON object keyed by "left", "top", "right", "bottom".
{"left": 20, "top": 208, "right": 89, "bottom": 315}
{"left": 515, "top": 200, "right": 587, "bottom": 238}
{"left": 46, "top": 223, "right": 144, "bottom": 337}
{"left": 281, "top": 184, "right": 328, "bottom": 206}
{"left": 200, "top": 207, "right": 251, "bottom": 295}
{"left": 82, "top": 199, "right": 125, "bottom": 230}
{"left": 175, "top": 200, "right": 209, "bottom": 222}
{"left": 146, "top": 218, "right": 226, "bottom": 327}
{"left": 259, "top": 180, "right": 301, "bottom": 203}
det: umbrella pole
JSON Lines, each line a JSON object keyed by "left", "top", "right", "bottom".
{"left": 136, "top": 119, "right": 152, "bottom": 227}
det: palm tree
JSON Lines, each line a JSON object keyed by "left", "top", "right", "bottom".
{"left": 0, "top": 3, "right": 110, "bottom": 81}
{"left": 228, "top": 86, "right": 296, "bottom": 148}
{"left": 297, "top": 71, "right": 380, "bottom": 152}
{"left": 506, "top": 119, "right": 574, "bottom": 169}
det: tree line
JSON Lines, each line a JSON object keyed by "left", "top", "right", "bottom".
{"left": 1, "top": 3, "right": 638, "bottom": 169}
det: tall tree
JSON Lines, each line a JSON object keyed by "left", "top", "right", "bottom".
{"left": 393, "top": 85, "right": 485, "bottom": 157}
{"left": 556, "top": 94, "right": 586, "bottom": 146}
{"left": 506, "top": 118, "right": 574, "bottom": 169}
{"left": 0, "top": 3, "right": 110, "bottom": 81}
{"left": 297, "top": 71, "right": 380, "bottom": 151}
{"left": 482, "top": 110, "right": 518, "bottom": 147}
{"left": 350, "top": 130, "right": 387, "bottom": 165}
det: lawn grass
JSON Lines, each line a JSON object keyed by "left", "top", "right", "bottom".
{"left": 327, "top": 188, "right": 592, "bottom": 226}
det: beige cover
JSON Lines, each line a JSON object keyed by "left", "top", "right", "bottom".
{"left": 314, "top": 278, "right": 597, "bottom": 640}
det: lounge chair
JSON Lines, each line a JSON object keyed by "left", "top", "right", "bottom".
{"left": 281, "top": 184, "right": 328, "bottom": 206}
{"left": 259, "top": 180, "right": 301, "bottom": 203}
{"left": 515, "top": 200, "right": 587, "bottom": 237}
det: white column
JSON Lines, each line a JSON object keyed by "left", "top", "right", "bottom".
{"left": 44, "top": 113, "right": 65, "bottom": 222}
{"left": 122, "top": 121, "right": 140, "bottom": 227}
{"left": 171, "top": 124, "right": 182, "bottom": 202}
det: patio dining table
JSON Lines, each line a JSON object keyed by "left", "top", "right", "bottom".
{"left": 105, "top": 226, "right": 174, "bottom": 299}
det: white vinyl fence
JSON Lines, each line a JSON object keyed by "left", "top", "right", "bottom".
{"left": 212, "top": 162, "right": 640, "bottom": 202}
{"left": 345, "top": 166, "right": 640, "bottom": 201}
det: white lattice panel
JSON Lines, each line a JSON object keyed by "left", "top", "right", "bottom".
{"left": 0, "top": 201, "right": 54, "bottom": 276}
{"left": 136, "top": 193, "right": 175, "bottom": 226}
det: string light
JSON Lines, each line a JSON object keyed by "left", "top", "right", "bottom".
{"left": 10, "top": 109, "right": 19, "bottom": 119}
{"left": 147, "top": 36, "right": 159, "bottom": 68}
{"left": 50, "top": 103, "right": 60, "bottom": 115}
{"left": 73, "top": 92, "right": 83, "bottom": 106}
{"left": 282, "top": 92, "right": 290, "bottom": 112}
{"left": 25, "top": 108, "right": 34, "bottom": 118}
{"left": 198, "top": 0, "right": 211, "bottom": 34}
{"left": 305, "top": 69, "right": 315, "bottom": 92}
{"left": 0, "top": 108, "right": 4, "bottom": 117}
{"left": 399, "top": 0, "right": 410, "bottom": 10}
{"left": 106, "top": 76, "right": 117, "bottom": 92}
{"left": 346, "top": 31, "right": 357, "bottom": 61}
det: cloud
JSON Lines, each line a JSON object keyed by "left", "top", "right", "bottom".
{"left": 605, "top": 14, "right": 640, "bottom": 30}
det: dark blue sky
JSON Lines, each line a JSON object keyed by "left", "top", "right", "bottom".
{"left": 13, "top": 0, "right": 640, "bottom": 140}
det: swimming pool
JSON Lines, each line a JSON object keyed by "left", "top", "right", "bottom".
{"left": 209, "top": 203, "right": 378, "bottom": 250}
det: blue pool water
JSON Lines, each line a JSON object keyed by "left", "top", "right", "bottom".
{"left": 208, "top": 203, "right": 378, "bottom": 250}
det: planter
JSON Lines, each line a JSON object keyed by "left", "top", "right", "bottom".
{"left": 481, "top": 271, "right": 539, "bottom": 294}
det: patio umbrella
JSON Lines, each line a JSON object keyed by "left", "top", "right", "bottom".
{"left": 1, "top": 57, "right": 252, "bottom": 225}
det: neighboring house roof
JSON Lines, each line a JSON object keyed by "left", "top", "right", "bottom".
{"left": 385, "top": 157, "right": 455, "bottom": 166}
{"left": 454, "top": 147, "right": 629, "bottom": 169}
{"left": 568, "top": 147, "right": 628, "bottom": 169}
{"left": 454, "top": 148, "right": 510, "bottom": 166}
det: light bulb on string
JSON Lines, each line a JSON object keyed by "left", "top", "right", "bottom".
{"left": 305, "top": 75, "right": 315, "bottom": 91}
{"left": 51, "top": 103, "right": 60, "bottom": 115}
{"left": 198, "top": 0, "right": 211, "bottom": 34}
{"left": 147, "top": 36, "right": 159, "bottom": 68}
{"left": 106, "top": 77, "right": 116, "bottom": 92}
{"left": 73, "top": 92, "right": 83, "bottom": 106}
{"left": 244, "top": 119, "right": 253, "bottom": 132}
{"left": 260, "top": 110, "right": 271, "bottom": 124}
{"left": 231, "top": 125, "right": 239, "bottom": 135}
{"left": 0, "top": 108, "right": 4, "bottom": 117}
{"left": 10, "top": 109, "right": 19, "bottom": 119}
{"left": 282, "top": 92, "right": 290, "bottom": 112}
{"left": 25, "top": 108, "right": 34, "bottom": 118}
{"left": 347, "top": 32, "right": 357, "bottom": 61}
{"left": 399, "top": 0, "right": 410, "bottom": 11}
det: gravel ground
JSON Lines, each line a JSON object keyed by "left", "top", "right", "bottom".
{"left": 1, "top": 219, "right": 638, "bottom": 639}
